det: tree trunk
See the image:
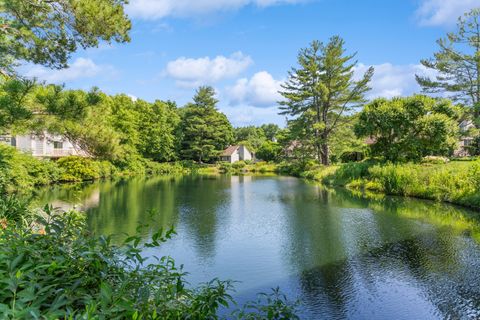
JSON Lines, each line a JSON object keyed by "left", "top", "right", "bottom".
{"left": 320, "top": 142, "right": 329, "bottom": 165}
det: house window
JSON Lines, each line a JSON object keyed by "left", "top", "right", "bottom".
{"left": 53, "top": 141, "right": 63, "bottom": 149}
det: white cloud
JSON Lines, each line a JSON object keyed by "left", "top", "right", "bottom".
{"left": 165, "top": 52, "right": 253, "bottom": 87}
{"left": 222, "top": 105, "right": 285, "bottom": 126}
{"left": 127, "top": 0, "right": 305, "bottom": 20}
{"left": 23, "top": 58, "right": 116, "bottom": 83}
{"left": 415, "top": 0, "right": 478, "bottom": 26}
{"left": 127, "top": 94, "right": 139, "bottom": 101}
{"left": 227, "top": 71, "right": 284, "bottom": 107}
{"left": 355, "top": 63, "right": 436, "bottom": 99}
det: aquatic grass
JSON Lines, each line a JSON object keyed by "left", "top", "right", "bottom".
{"left": 291, "top": 159, "right": 480, "bottom": 209}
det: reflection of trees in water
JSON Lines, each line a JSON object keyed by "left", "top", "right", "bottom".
{"left": 85, "top": 177, "right": 180, "bottom": 239}
{"left": 278, "top": 181, "right": 480, "bottom": 318}
{"left": 175, "top": 175, "right": 232, "bottom": 260}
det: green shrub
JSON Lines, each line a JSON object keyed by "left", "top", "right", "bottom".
{"left": 0, "top": 145, "right": 60, "bottom": 193}
{"left": 340, "top": 151, "right": 365, "bottom": 163}
{"left": 56, "top": 156, "right": 101, "bottom": 181}
{"left": 0, "top": 208, "right": 299, "bottom": 319}
{"left": 232, "top": 160, "right": 247, "bottom": 170}
{"left": 0, "top": 195, "right": 31, "bottom": 225}
{"left": 219, "top": 162, "right": 233, "bottom": 173}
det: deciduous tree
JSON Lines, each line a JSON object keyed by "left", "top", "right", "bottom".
{"left": 355, "top": 95, "right": 459, "bottom": 162}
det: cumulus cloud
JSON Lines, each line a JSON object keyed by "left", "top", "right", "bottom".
{"left": 222, "top": 105, "right": 285, "bottom": 126}
{"left": 415, "top": 0, "right": 478, "bottom": 26}
{"left": 127, "top": 0, "right": 305, "bottom": 20}
{"left": 23, "top": 58, "right": 116, "bottom": 83}
{"left": 165, "top": 52, "right": 253, "bottom": 87}
{"left": 354, "top": 63, "right": 436, "bottom": 99}
{"left": 227, "top": 71, "right": 284, "bottom": 107}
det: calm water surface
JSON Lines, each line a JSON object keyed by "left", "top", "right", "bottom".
{"left": 35, "top": 175, "right": 480, "bottom": 319}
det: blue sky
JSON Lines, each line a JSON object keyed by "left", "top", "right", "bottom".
{"left": 22, "top": 0, "right": 479, "bottom": 127}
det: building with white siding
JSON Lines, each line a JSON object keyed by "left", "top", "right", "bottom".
{"left": 0, "top": 132, "right": 87, "bottom": 158}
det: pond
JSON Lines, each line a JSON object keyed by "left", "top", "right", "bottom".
{"left": 34, "top": 175, "right": 480, "bottom": 319}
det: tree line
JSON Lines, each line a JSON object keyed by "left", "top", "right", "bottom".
{"left": 279, "top": 8, "right": 480, "bottom": 164}
{"left": 1, "top": 1, "right": 480, "bottom": 166}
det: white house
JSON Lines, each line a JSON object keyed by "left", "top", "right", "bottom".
{"left": 220, "top": 145, "right": 254, "bottom": 163}
{"left": 454, "top": 120, "right": 476, "bottom": 157}
{"left": 1, "top": 132, "right": 87, "bottom": 158}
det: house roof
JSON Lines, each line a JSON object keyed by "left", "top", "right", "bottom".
{"left": 221, "top": 145, "right": 239, "bottom": 156}
{"left": 365, "top": 137, "right": 376, "bottom": 145}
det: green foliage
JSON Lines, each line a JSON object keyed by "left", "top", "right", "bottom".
{"left": 136, "top": 100, "right": 180, "bottom": 162}
{"left": 416, "top": 8, "right": 480, "bottom": 121}
{"left": 0, "top": 208, "right": 299, "bottom": 319}
{"left": 328, "top": 114, "right": 366, "bottom": 163}
{"left": 56, "top": 156, "right": 99, "bottom": 181}
{"left": 0, "top": 196, "right": 30, "bottom": 225}
{"left": 0, "top": 0, "right": 131, "bottom": 75}
{"left": 234, "top": 288, "right": 300, "bottom": 320}
{"left": 232, "top": 160, "right": 247, "bottom": 170}
{"left": 0, "top": 145, "right": 60, "bottom": 193}
{"left": 260, "top": 124, "right": 281, "bottom": 142}
{"left": 256, "top": 141, "right": 281, "bottom": 162}
{"left": 280, "top": 36, "right": 373, "bottom": 165}
{"left": 234, "top": 126, "right": 267, "bottom": 152}
{"left": 355, "top": 96, "right": 459, "bottom": 162}
{"left": 180, "top": 87, "right": 234, "bottom": 163}
{"left": 293, "top": 160, "right": 480, "bottom": 209}
{"left": 0, "top": 79, "right": 35, "bottom": 132}
{"left": 219, "top": 162, "right": 233, "bottom": 173}
{"left": 340, "top": 151, "right": 365, "bottom": 163}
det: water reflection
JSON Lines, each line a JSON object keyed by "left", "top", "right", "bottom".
{"left": 34, "top": 175, "right": 480, "bottom": 319}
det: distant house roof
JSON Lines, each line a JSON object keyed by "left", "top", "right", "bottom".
{"left": 221, "top": 145, "right": 239, "bottom": 156}
{"left": 365, "top": 137, "right": 376, "bottom": 145}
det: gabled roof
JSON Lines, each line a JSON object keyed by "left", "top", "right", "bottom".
{"left": 221, "top": 145, "right": 239, "bottom": 156}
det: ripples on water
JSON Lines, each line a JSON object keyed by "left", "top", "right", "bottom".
{"left": 34, "top": 175, "right": 480, "bottom": 319}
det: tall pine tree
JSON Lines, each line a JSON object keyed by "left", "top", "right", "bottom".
{"left": 416, "top": 8, "right": 480, "bottom": 122}
{"left": 279, "top": 36, "right": 373, "bottom": 165}
{"left": 180, "top": 87, "right": 234, "bottom": 163}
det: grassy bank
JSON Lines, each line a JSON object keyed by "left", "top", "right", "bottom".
{"left": 278, "top": 159, "right": 480, "bottom": 209}
{"left": 202, "top": 161, "right": 278, "bottom": 175}
{"left": 0, "top": 145, "right": 190, "bottom": 194}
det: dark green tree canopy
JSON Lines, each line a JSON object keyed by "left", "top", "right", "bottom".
{"left": 355, "top": 95, "right": 459, "bottom": 162}
{"left": 416, "top": 8, "right": 480, "bottom": 119}
{"left": 279, "top": 36, "right": 373, "bottom": 165}
{"left": 0, "top": 0, "right": 131, "bottom": 75}
{"left": 180, "top": 87, "right": 234, "bottom": 163}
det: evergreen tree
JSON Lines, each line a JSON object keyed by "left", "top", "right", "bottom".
{"left": 416, "top": 8, "right": 480, "bottom": 123}
{"left": 279, "top": 36, "right": 373, "bottom": 165}
{"left": 180, "top": 87, "right": 234, "bottom": 163}
{"left": 0, "top": 0, "right": 131, "bottom": 75}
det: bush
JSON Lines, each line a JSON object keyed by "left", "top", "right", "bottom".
{"left": 232, "top": 160, "right": 247, "bottom": 170}
{"left": 0, "top": 208, "right": 299, "bottom": 319}
{"left": 340, "top": 151, "right": 365, "bottom": 163}
{"left": 0, "top": 196, "right": 31, "bottom": 226}
{"left": 219, "top": 162, "right": 233, "bottom": 173}
{"left": 56, "top": 156, "right": 101, "bottom": 181}
{"left": 0, "top": 145, "right": 60, "bottom": 193}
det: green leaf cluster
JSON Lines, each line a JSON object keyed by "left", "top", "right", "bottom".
{"left": 355, "top": 95, "right": 459, "bottom": 162}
